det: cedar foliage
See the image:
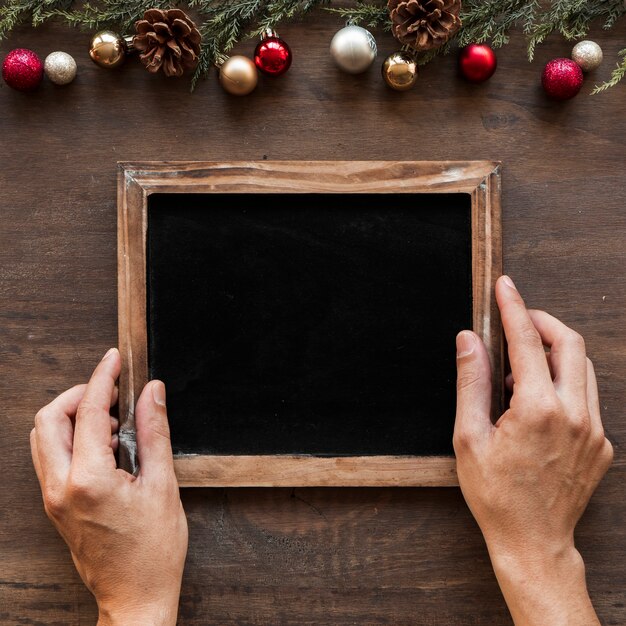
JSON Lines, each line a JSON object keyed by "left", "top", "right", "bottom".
{"left": 1, "top": 0, "right": 624, "bottom": 91}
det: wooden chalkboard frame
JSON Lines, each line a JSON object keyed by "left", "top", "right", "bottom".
{"left": 117, "top": 161, "right": 502, "bottom": 487}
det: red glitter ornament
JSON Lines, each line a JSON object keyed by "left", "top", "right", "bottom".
{"left": 2, "top": 48, "right": 44, "bottom": 92}
{"left": 459, "top": 44, "right": 497, "bottom": 83}
{"left": 542, "top": 58, "right": 583, "bottom": 100}
{"left": 254, "top": 32, "right": 292, "bottom": 76}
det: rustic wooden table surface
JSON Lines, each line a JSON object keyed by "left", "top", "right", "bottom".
{"left": 1, "top": 13, "right": 624, "bottom": 626}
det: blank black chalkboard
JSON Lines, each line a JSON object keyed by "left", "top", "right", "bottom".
{"left": 147, "top": 192, "right": 472, "bottom": 457}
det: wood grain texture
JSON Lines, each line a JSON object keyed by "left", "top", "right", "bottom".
{"left": 174, "top": 454, "right": 458, "bottom": 487}
{"left": 1, "top": 12, "right": 625, "bottom": 625}
{"left": 118, "top": 160, "right": 502, "bottom": 485}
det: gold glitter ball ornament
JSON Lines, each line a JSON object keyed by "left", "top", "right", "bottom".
{"left": 382, "top": 51, "right": 418, "bottom": 90}
{"left": 89, "top": 30, "right": 132, "bottom": 68}
{"left": 571, "top": 40, "right": 603, "bottom": 73}
{"left": 44, "top": 51, "right": 77, "bottom": 85}
{"left": 218, "top": 55, "right": 258, "bottom": 96}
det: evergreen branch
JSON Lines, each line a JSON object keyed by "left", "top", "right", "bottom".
{"left": 253, "top": 0, "right": 329, "bottom": 35}
{"left": 190, "top": 0, "right": 268, "bottom": 89}
{"left": 325, "top": 3, "right": 389, "bottom": 30}
{"left": 592, "top": 48, "right": 626, "bottom": 94}
{"left": 0, "top": 0, "right": 71, "bottom": 39}
{"left": 414, "top": 43, "right": 449, "bottom": 66}
{"left": 527, "top": 0, "right": 626, "bottom": 61}
{"left": 1, "top": 0, "right": 625, "bottom": 91}
{"left": 190, "top": 0, "right": 327, "bottom": 90}
{"left": 458, "top": 0, "right": 533, "bottom": 49}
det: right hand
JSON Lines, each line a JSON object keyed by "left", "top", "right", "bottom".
{"left": 30, "top": 349, "right": 188, "bottom": 626}
{"left": 453, "top": 276, "right": 613, "bottom": 625}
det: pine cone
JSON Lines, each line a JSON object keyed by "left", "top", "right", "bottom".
{"left": 388, "top": 0, "right": 461, "bottom": 51}
{"left": 133, "top": 8, "right": 201, "bottom": 77}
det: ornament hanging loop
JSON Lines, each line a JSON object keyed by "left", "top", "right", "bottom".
{"left": 262, "top": 27, "right": 277, "bottom": 39}
{"left": 214, "top": 52, "right": 228, "bottom": 68}
{"left": 123, "top": 34, "right": 136, "bottom": 53}
{"left": 400, "top": 44, "right": 416, "bottom": 58}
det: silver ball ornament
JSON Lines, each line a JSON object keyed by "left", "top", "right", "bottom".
{"left": 571, "top": 40, "right": 603, "bottom": 73}
{"left": 44, "top": 51, "right": 77, "bottom": 85}
{"left": 330, "top": 25, "right": 377, "bottom": 74}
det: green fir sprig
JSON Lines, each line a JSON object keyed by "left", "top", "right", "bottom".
{"left": 334, "top": 0, "right": 626, "bottom": 87}
{"left": 592, "top": 47, "right": 626, "bottom": 93}
{"left": 0, "top": 0, "right": 624, "bottom": 92}
{"left": 188, "top": 0, "right": 329, "bottom": 90}
{"left": 326, "top": 3, "right": 388, "bottom": 30}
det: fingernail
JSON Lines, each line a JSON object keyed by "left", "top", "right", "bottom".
{"left": 102, "top": 347, "right": 117, "bottom": 361}
{"left": 456, "top": 331, "right": 476, "bottom": 358}
{"left": 502, "top": 275, "right": 516, "bottom": 290}
{"left": 152, "top": 380, "right": 166, "bottom": 406}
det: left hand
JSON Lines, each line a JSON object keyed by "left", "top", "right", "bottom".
{"left": 30, "top": 348, "right": 188, "bottom": 626}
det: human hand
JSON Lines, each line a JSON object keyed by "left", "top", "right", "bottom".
{"left": 454, "top": 276, "right": 613, "bottom": 626}
{"left": 30, "top": 349, "right": 188, "bottom": 626}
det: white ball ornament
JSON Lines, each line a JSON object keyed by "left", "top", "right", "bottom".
{"left": 571, "top": 40, "right": 603, "bottom": 73}
{"left": 44, "top": 51, "right": 77, "bottom": 85}
{"left": 330, "top": 25, "right": 377, "bottom": 74}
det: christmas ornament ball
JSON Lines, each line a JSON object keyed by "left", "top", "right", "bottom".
{"left": 89, "top": 30, "right": 128, "bottom": 68}
{"left": 2, "top": 48, "right": 44, "bottom": 91}
{"left": 542, "top": 58, "right": 583, "bottom": 100}
{"left": 330, "top": 25, "right": 377, "bottom": 74}
{"left": 381, "top": 51, "right": 418, "bottom": 91}
{"left": 254, "top": 35, "right": 292, "bottom": 76}
{"left": 459, "top": 44, "right": 497, "bottom": 83}
{"left": 44, "top": 51, "right": 77, "bottom": 85}
{"left": 219, "top": 55, "right": 258, "bottom": 95}
{"left": 571, "top": 40, "right": 603, "bottom": 72}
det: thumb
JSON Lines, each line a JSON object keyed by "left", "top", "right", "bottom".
{"left": 453, "top": 331, "right": 493, "bottom": 451}
{"left": 135, "top": 380, "right": 176, "bottom": 482}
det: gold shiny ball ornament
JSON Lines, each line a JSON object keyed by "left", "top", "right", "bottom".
{"left": 44, "top": 51, "right": 77, "bottom": 85}
{"left": 89, "top": 30, "right": 129, "bottom": 68}
{"left": 382, "top": 51, "right": 418, "bottom": 91}
{"left": 218, "top": 55, "right": 258, "bottom": 96}
{"left": 571, "top": 40, "right": 603, "bottom": 73}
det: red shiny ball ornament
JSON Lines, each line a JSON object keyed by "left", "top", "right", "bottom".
{"left": 254, "top": 36, "right": 292, "bottom": 76}
{"left": 459, "top": 44, "right": 497, "bottom": 83}
{"left": 542, "top": 58, "right": 583, "bottom": 100}
{"left": 2, "top": 48, "right": 44, "bottom": 92}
